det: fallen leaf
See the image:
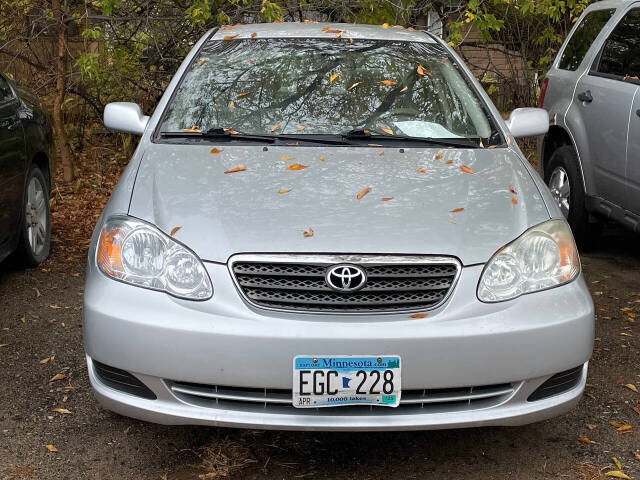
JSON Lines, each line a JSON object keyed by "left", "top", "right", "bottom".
{"left": 507, "top": 137, "right": 513, "bottom": 147}
{"left": 400, "top": 86, "right": 408, "bottom": 93}
{"left": 230, "top": 100, "right": 236, "bottom": 109}
{"left": 605, "top": 472, "right": 631, "bottom": 479}
{"left": 460, "top": 165, "right": 474, "bottom": 175}
{"left": 322, "top": 27, "right": 344, "bottom": 34}
{"left": 49, "top": 305, "right": 61, "bottom": 309}
{"left": 509, "top": 185, "right": 517, "bottom": 194}
{"left": 348, "top": 82, "right": 361, "bottom": 91}
{"left": 198, "top": 58, "right": 207, "bottom": 66}
{"left": 382, "top": 23, "right": 390, "bottom": 28}
{"left": 451, "top": 207, "right": 464, "bottom": 213}
{"left": 417, "top": 168, "right": 427, "bottom": 174}
{"left": 210, "top": 148, "right": 223, "bottom": 155}
{"left": 52, "top": 408, "right": 71, "bottom": 415}
{"left": 446, "top": 159, "right": 454, "bottom": 164}
{"left": 435, "top": 153, "right": 444, "bottom": 160}
{"left": 0, "top": 344, "right": 8, "bottom": 348}
{"left": 319, "top": 156, "right": 325, "bottom": 162}
{"left": 287, "top": 163, "right": 307, "bottom": 171}
{"left": 586, "top": 423, "right": 597, "bottom": 430}
{"left": 45, "top": 444, "right": 58, "bottom": 452}
{"left": 349, "top": 37, "right": 354, "bottom": 44}
{"left": 280, "top": 156, "right": 295, "bottom": 162}
{"left": 49, "top": 373, "right": 66, "bottom": 382}
{"left": 247, "top": 59, "right": 254, "bottom": 64}
{"left": 356, "top": 187, "right": 372, "bottom": 200}
{"left": 20, "top": 316, "right": 26, "bottom": 323}
{"left": 511, "top": 197, "right": 518, "bottom": 205}
{"left": 578, "top": 436, "right": 597, "bottom": 445}
{"left": 368, "top": 143, "right": 382, "bottom": 147}
{"left": 297, "top": 125, "right": 306, "bottom": 131}
{"left": 409, "top": 313, "right": 428, "bottom": 318}
{"left": 632, "top": 406, "right": 640, "bottom": 415}
{"left": 278, "top": 189, "right": 292, "bottom": 194}
{"left": 303, "top": 227, "right": 314, "bottom": 237}
{"left": 224, "top": 165, "right": 247, "bottom": 174}
{"left": 330, "top": 73, "right": 340, "bottom": 83}
{"left": 236, "top": 92, "right": 250, "bottom": 99}
{"left": 223, "top": 128, "right": 240, "bottom": 135}
{"left": 417, "top": 65, "right": 431, "bottom": 77}
{"left": 40, "top": 355, "right": 54, "bottom": 364}
{"left": 620, "top": 332, "right": 633, "bottom": 337}
{"left": 381, "top": 197, "right": 393, "bottom": 201}
{"left": 379, "top": 150, "right": 385, "bottom": 156}
{"left": 612, "top": 457, "right": 622, "bottom": 470}
{"left": 625, "top": 384, "right": 639, "bottom": 393}
{"left": 170, "top": 226, "right": 181, "bottom": 236}
{"left": 270, "top": 124, "right": 281, "bottom": 134}
{"left": 380, "top": 127, "right": 393, "bottom": 135}
{"left": 183, "top": 126, "right": 201, "bottom": 133}
{"left": 381, "top": 79, "right": 397, "bottom": 86}
{"left": 251, "top": 32, "right": 257, "bottom": 38}
{"left": 223, "top": 34, "right": 239, "bottom": 40}
{"left": 488, "top": 145, "right": 497, "bottom": 149}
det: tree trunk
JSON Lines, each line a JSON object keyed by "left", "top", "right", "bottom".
{"left": 51, "top": 0, "right": 74, "bottom": 182}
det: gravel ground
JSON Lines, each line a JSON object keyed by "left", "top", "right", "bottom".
{"left": 1, "top": 225, "right": 638, "bottom": 480}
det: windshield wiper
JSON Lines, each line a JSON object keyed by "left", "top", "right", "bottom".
{"left": 159, "top": 128, "right": 277, "bottom": 143}
{"left": 341, "top": 129, "right": 482, "bottom": 149}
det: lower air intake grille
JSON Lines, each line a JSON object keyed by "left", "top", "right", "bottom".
{"left": 167, "top": 381, "right": 515, "bottom": 415}
{"left": 230, "top": 255, "right": 460, "bottom": 313}
{"left": 527, "top": 366, "right": 583, "bottom": 401}
{"left": 93, "top": 360, "right": 157, "bottom": 400}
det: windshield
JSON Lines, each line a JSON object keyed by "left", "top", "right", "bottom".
{"left": 159, "top": 38, "right": 497, "bottom": 142}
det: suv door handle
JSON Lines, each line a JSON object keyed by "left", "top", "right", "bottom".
{"left": 577, "top": 90, "right": 593, "bottom": 103}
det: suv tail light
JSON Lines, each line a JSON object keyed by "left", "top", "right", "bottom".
{"left": 539, "top": 77, "right": 549, "bottom": 108}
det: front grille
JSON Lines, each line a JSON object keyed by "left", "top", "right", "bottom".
{"left": 230, "top": 255, "right": 460, "bottom": 313}
{"left": 527, "top": 365, "right": 583, "bottom": 401}
{"left": 167, "top": 381, "right": 515, "bottom": 415}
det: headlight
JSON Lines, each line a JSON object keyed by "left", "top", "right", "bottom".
{"left": 477, "top": 219, "right": 579, "bottom": 302}
{"left": 96, "top": 215, "right": 212, "bottom": 300}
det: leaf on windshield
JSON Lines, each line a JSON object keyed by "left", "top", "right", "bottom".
{"left": 280, "top": 156, "right": 295, "bottom": 161}
{"left": 170, "top": 226, "right": 181, "bottom": 236}
{"left": 348, "top": 82, "right": 361, "bottom": 91}
{"left": 247, "top": 59, "right": 254, "bottom": 64}
{"left": 451, "top": 207, "right": 464, "bottom": 213}
{"left": 223, "top": 128, "right": 240, "bottom": 135}
{"left": 270, "top": 124, "right": 281, "bottom": 134}
{"left": 278, "top": 189, "right": 292, "bottom": 194}
{"left": 303, "top": 227, "right": 314, "bottom": 237}
{"left": 380, "top": 127, "right": 393, "bottom": 135}
{"left": 230, "top": 100, "right": 236, "bottom": 109}
{"left": 287, "top": 163, "right": 307, "bottom": 171}
{"left": 210, "top": 147, "right": 223, "bottom": 155}
{"left": 330, "top": 73, "right": 340, "bottom": 83}
{"left": 236, "top": 92, "right": 250, "bottom": 99}
{"left": 417, "top": 65, "right": 431, "bottom": 77}
{"left": 223, "top": 34, "right": 239, "bottom": 40}
{"left": 381, "top": 197, "right": 393, "bottom": 201}
{"left": 224, "top": 165, "right": 247, "bottom": 174}
{"left": 183, "top": 126, "right": 201, "bottom": 133}
{"left": 400, "top": 86, "right": 408, "bottom": 93}
{"left": 356, "top": 187, "right": 371, "bottom": 200}
{"left": 417, "top": 168, "right": 426, "bottom": 174}
{"left": 382, "top": 23, "right": 390, "bottom": 29}
{"left": 349, "top": 38, "right": 354, "bottom": 44}
{"left": 511, "top": 197, "right": 518, "bottom": 204}
{"left": 251, "top": 32, "right": 257, "bottom": 38}
{"left": 368, "top": 143, "right": 382, "bottom": 147}
{"left": 381, "top": 79, "right": 397, "bottom": 86}
{"left": 198, "top": 58, "right": 207, "bottom": 67}
{"left": 293, "top": 125, "right": 305, "bottom": 132}
{"left": 435, "top": 153, "right": 444, "bottom": 160}
{"left": 460, "top": 165, "right": 474, "bottom": 174}
{"left": 507, "top": 137, "right": 512, "bottom": 147}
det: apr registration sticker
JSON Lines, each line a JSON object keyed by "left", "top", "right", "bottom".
{"left": 292, "top": 355, "right": 401, "bottom": 408}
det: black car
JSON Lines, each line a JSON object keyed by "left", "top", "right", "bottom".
{"left": 0, "top": 73, "right": 55, "bottom": 266}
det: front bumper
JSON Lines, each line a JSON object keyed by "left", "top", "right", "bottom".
{"left": 83, "top": 260, "right": 594, "bottom": 431}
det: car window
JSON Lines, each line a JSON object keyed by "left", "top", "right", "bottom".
{"left": 594, "top": 9, "right": 640, "bottom": 80}
{"left": 159, "top": 38, "right": 495, "bottom": 141}
{"left": 0, "top": 75, "right": 14, "bottom": 103}
{"left": 559, "top": 9, "right": 615, "bottom": 71}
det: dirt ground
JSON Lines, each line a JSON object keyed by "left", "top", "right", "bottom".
{"left": 1, "top": 224, "right": 638, "bottom": 480}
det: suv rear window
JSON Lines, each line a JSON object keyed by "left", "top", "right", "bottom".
{"left": 595, "top": 9, "right": 640, "bottom": 79}
{"left": 559, "top": 9, "right": 615, "bottom": 71}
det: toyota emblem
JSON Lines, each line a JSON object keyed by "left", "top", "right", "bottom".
{"left": 325, "top": 264, "right": 367, "bottom": 292}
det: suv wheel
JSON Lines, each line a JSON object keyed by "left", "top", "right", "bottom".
{"left": 16, "top": 165, "right": 51, "bottom": 266}
{"left": 545, "top": 145, "right": 601, "bottom": 247}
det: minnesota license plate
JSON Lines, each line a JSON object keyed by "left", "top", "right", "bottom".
{"left": 292, "top": 355, "right": 401, "bottom": 408}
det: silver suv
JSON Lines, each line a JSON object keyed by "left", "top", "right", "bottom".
{"left": 538, "top": 0, "right": 640, "bottom": 244}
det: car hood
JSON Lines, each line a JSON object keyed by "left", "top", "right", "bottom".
{"left": 128, "top": 144, "right": 550, "bottom": 265}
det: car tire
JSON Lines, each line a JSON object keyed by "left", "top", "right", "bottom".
{"left": 545, "top": 145, "right": 602, "bottom": 247}
{"left": 15, "top": 165, "right": 51, "bottom": 266}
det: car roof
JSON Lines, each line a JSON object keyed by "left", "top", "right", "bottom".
{"left": 209, "top": 22, "right": 436, "bottom": 43}
{"left": 585, "top": 0, "right": 638, "bottom": 11}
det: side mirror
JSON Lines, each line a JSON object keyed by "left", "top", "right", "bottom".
{"left": 104, "top": 102, "right": 149, "bottom": 136}
{"left": 505, "top": 108, "right": 549, "bottom": 138}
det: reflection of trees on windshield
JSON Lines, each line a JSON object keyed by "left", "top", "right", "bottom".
{"left": 161, "top": 39, "right": 491, "bottom": 139}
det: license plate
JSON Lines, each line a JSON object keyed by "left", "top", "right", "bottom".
{"left": 292, "top": 355, "right": 401, "bottom": 408}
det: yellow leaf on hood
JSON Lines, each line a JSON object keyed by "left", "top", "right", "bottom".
{"left": 446, "top": 159, "right": 453, "bottom": 164}
{"left": 170, "top": 226, "right": 181, "bottom": 236}
{"left": 280, "top": 156, "right": 295, "bottom": 162}
{"left": 303, "top": 227, "right": 314, "bottom": 237}
{"left": 45, "top": 444, "right": 58, "bottom": 452}
{"left": 460, "top": 165, "right": 474, "bottom": 174}
{"left": 52, "top": 408, "right": 71, "bottom": 415}
{"left": 417, "top": 168, "right": 427, "bottom": 174}
{"left": 356, "top": 187, "right": 371, "bottom": 200}
{"left": 409, "top": 313, "right": 428, "bottom": 318}
{"left": 251, "top": 32, "right": 257, "bottom": 38}
{"left": 319, "top": 156, "right": 325, "bottom": 161}
{"left": 381, "top": 79, "right": 397, "bottom": 86}
{"left": 624, "top": 383, "right": 639, "bottom": 393}
{"left": 379, "top": 150, "right": 385, "bottom": 156}
{"left": 287, "top": 163, "right": 307, "bottom": 171}
{"left": 348, "top": 82, "right": 361, "bottom": 91}
{"left": 270, "top": 124, "right": 281, "bottom": 134}
{"left": 224, "top": 165, "right": 247, "bottom": 174}
{"left": 511, "top": 197, "right": 518, "bottom": 205}
{"left": 278, "top": 189, "right": 292, "bottom": 194}
{"left": 223, "top": 34, "right": 239, "bottom": 40}
{"left": 49, "top": 373, "right": 66, "bottom": 382}
{"left": 382, "top": 23, "right": 390, "bottom": 28}
{"left": 330, "top": 73, "right": 340, "bottom": 83}
{"left": 451, "top": 207, "right": 464, "bottom": 213}
{"left": 381, "top": 197, "right": 393, "bottom": 201}
{"left": 322, "top": 27, "right": 345, "bottom": 34}
{"left": 435, "top": 153, "right": 444, "bottom": 160}
{"left": 210, "top": 148, "right": 223, "bottom": 154}
{"left": 605, "top": 472, "right": 631, "bottom": 479}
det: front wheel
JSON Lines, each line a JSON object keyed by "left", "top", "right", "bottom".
{"left": 16, "top": 165, "right": 51, "bottom": 266}
{"left": 545, "top": 145, "right": 601, "bottom": 247}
